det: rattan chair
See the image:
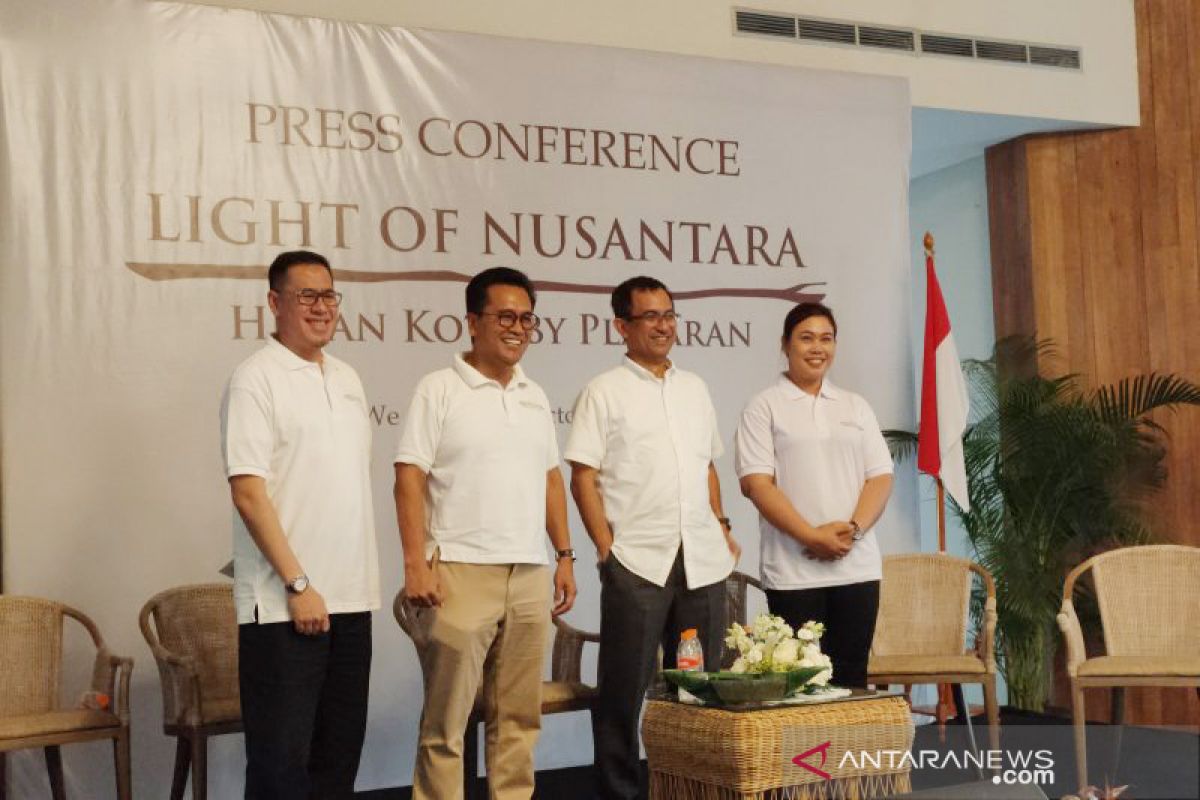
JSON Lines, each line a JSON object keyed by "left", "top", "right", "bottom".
{"left": 139, "top": 583, "right": 242, "bottom": 800}
{"left": 867, "top": 553, "right": 1001, "bottom": 753}
{"left": 393, "top": 592, "right": 598, "bottom": 799}
{"left": 0, "top": 596, "right": 132, "bottom": 800}
{"left": 1057, "top": 544, "right": 1200, "bottom": 792}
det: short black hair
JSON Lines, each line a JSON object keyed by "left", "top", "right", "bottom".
{"left": 781, "top": 301, "right": 837, "bottom": 344}
{"left": 267, "top": 250, "right": 332, "bottom": 292}
{"left": 611, "top": 276, "right": 674, "bottom": 319}
{"left": 465, "top": 267, "right": 537, "bottom": 314}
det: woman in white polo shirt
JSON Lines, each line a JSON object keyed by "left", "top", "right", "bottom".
{"left": 734, "top": 302, "right": 893, "bottom": 688}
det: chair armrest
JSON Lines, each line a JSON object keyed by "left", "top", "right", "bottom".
{"left": 550, "top": 616, "right": 599, "bottom": 684}
{"left": 146, "top": 643, "right": 204, "bottom": 726}
{"left": 90, "top": 648, "right": 134, "bottom": 723}
{"left": 980, "top": 594, "right": 997, "bottom": 671}
{"left": 1056, "top": 599, "right": 1087, "bottom": 676}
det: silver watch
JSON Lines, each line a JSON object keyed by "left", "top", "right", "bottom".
{"left": 285, "top": 574, "right": 310, "bottom": 594}
{"left": 849, "top": 521, "right": 864, "bottom": 541}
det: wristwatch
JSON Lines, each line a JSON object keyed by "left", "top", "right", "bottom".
{"left": 849, "top": 520, "right": 864, "bottom": 541}
{"left": 285, "top": 574, "right": 310, "bottom": 594}
{"left": 555, "top": 548, "right": 577, "bottom": 562}
{"left": 718, "top": 516, "right": 732, "bottom": 531}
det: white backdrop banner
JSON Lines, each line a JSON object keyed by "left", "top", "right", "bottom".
{"left": 0, "top": 0, "right": 914, "bottom": 794}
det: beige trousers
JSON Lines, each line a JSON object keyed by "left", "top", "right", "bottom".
{"left": 412, "top": 562, "right": 550, "bottom": 800}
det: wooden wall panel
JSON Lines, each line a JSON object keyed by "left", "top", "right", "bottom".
{"left": 987, "top": 0, "right": 1200, "bottom": 726}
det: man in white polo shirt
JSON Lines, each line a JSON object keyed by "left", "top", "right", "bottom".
{"left": 394, "top": 266, "right": 577, "bottom": 800}
{"left": 565, "top": 276, "right": 740, "bottom": 800}
{"left": 220, "top": 250, "right": 380, "bottom": 799}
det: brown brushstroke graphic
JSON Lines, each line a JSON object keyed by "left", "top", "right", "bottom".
{"left": 125, "top": 262, "right": 825, "bottom": 303}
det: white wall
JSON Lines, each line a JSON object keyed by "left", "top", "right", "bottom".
{"left": 184, "top": 0, "right": 1138, "bottom": 125}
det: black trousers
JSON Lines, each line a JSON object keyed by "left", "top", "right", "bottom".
{"left": 239, "top": 610, "right": 372, "bottom": 800}
{"left": 765, "top": 580, "right": 880, "bottom": 688}
{"left": 592, "top": 552, "right": 727, "bottom": 800}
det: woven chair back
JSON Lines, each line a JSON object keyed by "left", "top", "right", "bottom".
{"left": 1090, "top": 544, "right": 1200, "bottom": 657}
{"left": 723, "top": 571, "right": 761, "bottom": 628}
{"left": 871, "top": 554, "right": 972, "bottom": 657}
{"left": 0, "top": 596, "right": 64, "bottom": 717}
{"left": 147, "top": 583, "right": 239, "bottom": 721}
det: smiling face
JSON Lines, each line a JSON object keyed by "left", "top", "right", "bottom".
{"left": 467, "top": 283, "right": 534, "bottom": 377}
{"left": 615, "top": 288, "right": 676, "bottom": 370}
{"left": 268, "top": 262, "right": 337, "bottom": 362}
{"left": 783, "top": 313, "right": 837, "bottom": 392}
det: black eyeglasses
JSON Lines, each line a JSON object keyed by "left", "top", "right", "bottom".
{"left": 478, "top": 310, "right": 540, "bottom": 330}
{"left": 289, "top": 289, "right": 342, "bottom": 307}
{"left": 624, "top": 310, "right": 680, "bottom": 325}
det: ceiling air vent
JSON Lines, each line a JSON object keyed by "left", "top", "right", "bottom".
{"left": 797, "top": 17, "right": 856, "bottom": 45}
{"left": 976, "top": 39, "right": 1029, "bottom": 64}
{"left": 919, "top": 33, "right": 974, "bottom": 58}
{"left": 1030, "top": 45, "right": 1081, "bottom": 69}
{"left": 731, "top": 8, "right": 1082, "bottom": 71}
{"left": 858, "top": 26, "right": 915, "bottom": 52}
{"left": 734, "top": 11, "right": 796, "bottom": 38}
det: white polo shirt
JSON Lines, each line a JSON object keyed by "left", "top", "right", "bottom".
{"left": 564, "top": 357, "right": 735, "bottom": 589}
{"left": 220, "top": 337, "right": 381, "bottom": 625}
{"left": 394, "top": 353, "right": 557, "bottom": 565}
{"left": 734, "top": 376, "right": 893, "bottom": 591}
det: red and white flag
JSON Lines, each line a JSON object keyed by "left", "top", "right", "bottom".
{"left": 917, "top": 251, "right": 970, "bottom": 512}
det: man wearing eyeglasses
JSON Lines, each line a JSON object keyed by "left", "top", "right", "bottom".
{"left": 394, "top": 266, "right": 576, "bottom": 800}
{"left": 565, "top": 275, "right": 740, "bottom": 800}
{"left": 220, "top": 250, "right": 379, "bottom": 799}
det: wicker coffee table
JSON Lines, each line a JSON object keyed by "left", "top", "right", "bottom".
{"left": 642, "top": 690, "right": 913, "bottom": 800}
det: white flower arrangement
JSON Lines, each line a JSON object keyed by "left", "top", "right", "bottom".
{"left": 724, "top": 613, "right": 833, "bottom": 687}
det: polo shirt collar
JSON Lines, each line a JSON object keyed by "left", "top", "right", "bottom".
{"left": 266, "top": 335, "right": 324, "bottom": 371}
{"left": 622, "top": 355, "right": 675, "bottom": 382}
{"left": 777, "top": 373, "right": 840, "bottom": 401}
{"left": 454, "top": 351, "right": 528, "bottom": 389}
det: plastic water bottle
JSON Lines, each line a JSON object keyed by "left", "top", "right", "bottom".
{"left": 677, "top": 628, "right": 705, "bottom": 671}
{"left": 676, "top": 628, "right": 705, "bottom": 703}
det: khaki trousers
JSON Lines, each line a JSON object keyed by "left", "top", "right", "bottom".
{"left": 412, "top": 562, "right": 550, "bottom": 800}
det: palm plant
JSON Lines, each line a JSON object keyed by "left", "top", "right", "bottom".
{"left": 885, "top": 336, "right": 1200, "bottom": 711}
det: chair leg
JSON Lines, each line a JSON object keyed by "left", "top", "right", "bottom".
{"left": 44, "top": 745, "right": 66, "bottom": 800}
{"left": 951, "top": 684, "right": 982, "bottom": 780}
{"left": 1071, "top": 681, "right": 1088, "bottom": 794}
{"left": 190, "top": 732, "right": 208, "bottom": 800}
{"left": 1, "top": 750, "right": 7, "bottom": 800}
{"left": 1109, "top": 688, "right": 1126, "bottom": 784}
{"left": 170, "top": 735, "right": 192, "bottom": 800}
{"left": 113, "top": 729, "right": 132, "bottom": 800}
{"left": 464, "top": 716, "right": 483, "bottom": 800}
{"left": 983, "top": 676, "right": 1001, "bottom": 755}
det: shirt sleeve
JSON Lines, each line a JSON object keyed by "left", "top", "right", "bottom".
{"left": 704, "top": 384, "right": 725, "bottom": 461}
{"left": 541, "top": 389, "right": 561, "bottom": 469}
{"left": 734, "top": 392, "right": 775, "bottom": 478}
{"left": 563, "top": 384, "right": 606, "bottom": 469}
{"left": 394, "top": 380, "right": 442, "bottom": 472}
{"left": 220, "top": 374, "right": 273, "bottom": 479}
{"left": 858, "top": 397, "right": 894, "bottom": 479}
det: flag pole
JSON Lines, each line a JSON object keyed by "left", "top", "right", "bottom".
{"left": 924, "top": 232, "right": 950, "bottom": 555}
{"left": 925, "top": 231, "right": 957, "bottom": 730}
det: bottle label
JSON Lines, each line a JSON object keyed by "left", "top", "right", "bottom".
{"left": 677, "top": 655, "right": 702, "bottom": 670}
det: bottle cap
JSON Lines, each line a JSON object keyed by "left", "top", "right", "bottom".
{"left": 681, "top": 628, "right": 697, "bottom": 640}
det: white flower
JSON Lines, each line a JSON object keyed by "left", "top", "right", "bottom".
{"left": 730, "top": 657, "right": 748, "bottom": 674}
{"left": 798, "top": 628, "right": 815, "bottom": 642}
{"left": 810, "top": 666, "right": 832, "bottom": 687}
{"left": 772, "top": 638, "right": 800, "bottom": 668}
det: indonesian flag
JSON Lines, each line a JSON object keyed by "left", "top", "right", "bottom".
{"left": 917, "top": 251, "right": 970, "bottom": 512}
